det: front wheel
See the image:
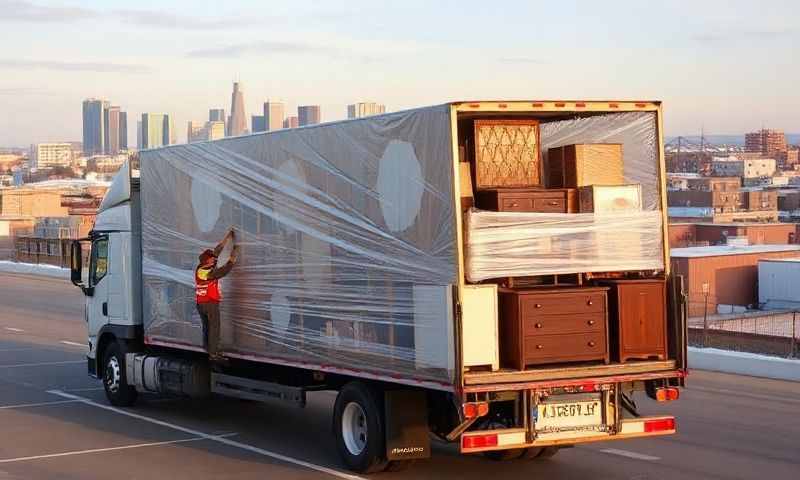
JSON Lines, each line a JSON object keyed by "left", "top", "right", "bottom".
{"left": 333, "top": 382, "right": 388, "bottom": 473}
{"left": 103, "top": 342, "right": 137, "bottom": 407}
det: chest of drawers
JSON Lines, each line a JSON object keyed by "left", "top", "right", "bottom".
{"left": 475, "top": 188, "right": 577, "bottom": 213}
{"left": 499, "top": 287, "right": 610, "bottom": 369}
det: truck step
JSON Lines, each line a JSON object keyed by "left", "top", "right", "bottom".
{"left": 211, "top": 373, "right": 306, "bottom": 407}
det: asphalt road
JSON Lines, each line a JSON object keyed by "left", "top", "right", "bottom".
{"left": 1, "top": 273, "right": 799, "bottom": 480}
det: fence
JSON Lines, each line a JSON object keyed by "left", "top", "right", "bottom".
{"left": 688, "top": 309, "right": 799, "bottom": 359}
{"left": 13, "top": 236, "right": 86, "bottom": 268}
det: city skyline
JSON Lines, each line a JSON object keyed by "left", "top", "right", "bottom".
{"left": 1, "top": 0, "right": 799, "bottom": 146}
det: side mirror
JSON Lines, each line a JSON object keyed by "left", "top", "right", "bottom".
{"left": 70, "top": 240, "right": 83, "bottom": 287}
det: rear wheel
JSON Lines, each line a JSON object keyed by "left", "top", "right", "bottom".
{"left": 520, "top": 446, "right": 560, "bottom": 460}
{"left": 333, "top": 382, "right": 388, "bottom": 473}
{"left": 102, "top": 341, "right": 137, "bottom": 407}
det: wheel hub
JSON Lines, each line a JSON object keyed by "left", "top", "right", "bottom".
{"left": 342, "top": 402, "right": 368, "bottom": 456}
{"left": 105, "top": 355, "right": 121, "bottom": 394}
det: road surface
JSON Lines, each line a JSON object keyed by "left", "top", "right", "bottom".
{"left": 1, "top": 273, "right": 799, "bottom": 479}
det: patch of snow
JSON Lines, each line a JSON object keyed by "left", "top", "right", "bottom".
{"left": 0, "top": 261, "right": 69, "bottom": 279}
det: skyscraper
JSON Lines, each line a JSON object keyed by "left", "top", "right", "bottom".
{"left": 298, "top": 105, "right": 321, "bottom": 126}
{"left": 263, "top": 101, "right": 285, "bottom": 131}
{"left": 209, "top": 108, "right": 225, "bottom": 122}
{"left": 251, "top": 115, "right": 266, "bottom": 133}
{"left": 104, "top": 106, "right": 121, "bottom": 154}
{"left": 284, "top": 116, "right": 299, "bottom": 129}
{"left": 136, "top": 121, "right": 143, "bottom": 150}
{"left": 188, "top": 121, "right": 205, "bottom": 143}
{"left": 347, "top": 102, "right": 386, "bottom": 119}
{"left": 141, "top": 113, "right": 173, "bottom": 149}
{"left": 119, "top": 111, "right": 128, "bottom": 150}
{"left": 228, "top": 82, "right": 247, "bottom": 137}
{"left": 82, "top": 98, "right": 108, "bottom": 155}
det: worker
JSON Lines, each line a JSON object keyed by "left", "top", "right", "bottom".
{"left": 195, "top": 228, "right": 239, "bottom": 363}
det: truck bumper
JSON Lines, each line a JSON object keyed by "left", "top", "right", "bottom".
{"left": 461, "top": 415, "right": 675, "bottom": 453}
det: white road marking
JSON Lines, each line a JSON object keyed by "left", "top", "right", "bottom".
{"left": 0, "top": 360, "right": 84, "bottom": 369}
{"left": 59, "top": 341, "right": 86, "bottom": 348}
{"left": 0, "top": 400, "right": 81, "bottom": 410}
{"left": 599, "top": 448, "right": 660, "bottom": 461}
{"left": 0, "top": 433, "right": 238, "bottom": 464}
{"left": 4, "top": 327, "right": 24, "bottom": 333}
{"left": 64, "top": 386, "right": 105, "bottom": 392}
{"left": 48, "top": 390, "right": 366, "bottom": 480}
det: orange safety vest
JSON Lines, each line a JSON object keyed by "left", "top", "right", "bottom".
{"left": 195, "top": 266, "right": 221, "bottom": 303}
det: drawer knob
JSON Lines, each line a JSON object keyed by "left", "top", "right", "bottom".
{"left": 549, "top": 201, "right": 558, "bottom": 206}
{"left": 588, "top": 341, "right": 596, "bottom": 347}
{"left": 587, "top": 300, "right": 593, "bottom": 306}
{"left": 534, "top": 303, "right": 542, "bottom": 308}
{"left": 536, "top": 344, "right": 544, "bottom": 349}
{"left": 588, "top": 320, "right": 596, "bottom": 326}
{"left": 535, "top": 322, "right": 543, "bottom": 329}
{"left": 510, "top": 202, "right": 519, "bottom": 207}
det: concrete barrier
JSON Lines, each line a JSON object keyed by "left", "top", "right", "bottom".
{"left": 689, "top": 347, "right": 800, "bottom": 382}
{"left": 0, "top": 260, "right": 70, "bottom": 280}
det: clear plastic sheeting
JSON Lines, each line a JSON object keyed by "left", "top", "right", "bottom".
{"left": 541, "top": 111, "right": 660, "bottom": 210}
{"left": 139, "top": 105, "right": 458, "bottom": 387}
{"left": 465, "top": 209, "right": 664, "bottom": 281}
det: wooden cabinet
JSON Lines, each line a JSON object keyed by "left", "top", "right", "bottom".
{"left": 475, "top": 188, "right": 577, "bottom": 213}
{"left": 547, "top": 144, "right": 624, "bottom": 188}
{"left": 462, "top": 284, "right": 500, "bottom": 371}
{"left": 474, "top": 120, "right": 541, "bottom": 189}
{"left": 499, "top": 287, "right": 609, "bottom": 369}
{"left": 600, "top": 279, "right": 667, "bottom": 362}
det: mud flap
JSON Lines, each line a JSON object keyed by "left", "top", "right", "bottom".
{"left": 384, "top": 389, "right": 430, "bottom": 460}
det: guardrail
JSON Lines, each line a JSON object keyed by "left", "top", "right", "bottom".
{"left": 13, "top": 236, "right": 87, "bottom": 268}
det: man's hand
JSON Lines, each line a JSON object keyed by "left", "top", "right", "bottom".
{"left": 230, "top": 245, "right": 241, "bottom": 264}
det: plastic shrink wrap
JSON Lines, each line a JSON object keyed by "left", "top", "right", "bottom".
{"left": 140, "top": 105, "right": 458, "bottom": 386}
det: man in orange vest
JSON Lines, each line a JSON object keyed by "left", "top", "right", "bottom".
{"left": 195, "top": 228, "right": 239, "bottom": 362}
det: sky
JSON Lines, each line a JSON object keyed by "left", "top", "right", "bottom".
{"left": 0, "top": 0, "right": 798, "bottom": 146}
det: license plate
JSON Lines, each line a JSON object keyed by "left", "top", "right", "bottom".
{"left": 534, "top": 394, "right": 605, "bottom": 436}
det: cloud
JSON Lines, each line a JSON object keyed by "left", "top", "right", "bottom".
{"left": 0, "top": 0, "right": 97, "bottom": 22}
{"left": 0, "top": 59, "right": 153, "bottom": 74}
{"left": 187, "top": 41, "right": 345, "bottom": 59}
{"left": 693, "top": 28, "right": 797, "bottom": 43}
{"left": 498, "top": 57, "right": 547, "bottom": 65}
{"left": 0, "top": 0, "right": 255, "bottom": 29}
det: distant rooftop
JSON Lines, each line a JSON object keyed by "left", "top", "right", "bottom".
{"left": 671, "top": 244, "right": 800, "bottom": 258}
{"left": 758, "top": 257, "right": 800, "bottom": 263}
{"left": 669, "top": 222, "right": 794, "bottom": 227}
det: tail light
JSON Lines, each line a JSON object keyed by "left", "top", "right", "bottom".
{"left": 462, "top": 433, "right": 498, "bottom": 449}
{"left": 644, "top": 417, "right": 676, "bottom": 433}
{"left": 463, "top": 401, "right": 490, "bottom": 419}
{"left": 654, "top": 387, "right": 680, "bottom": 402}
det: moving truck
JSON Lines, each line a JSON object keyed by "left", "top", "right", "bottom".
{"left": 70, "top": 101, "right": 686, "bottom": 473}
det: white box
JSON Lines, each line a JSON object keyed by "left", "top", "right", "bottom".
{"left": 461, "top": 284, "right": 499, "bottom": 371}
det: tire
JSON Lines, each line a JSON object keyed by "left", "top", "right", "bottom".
{"left": 333, "top": 382, "right": 388, "bottom": 474}
{"left": 102, "top": 341, "right": 137, "bottom": 407}
{"left": 536, "top": 446, "right": 560, "bottom": 459}
{"left": 483, "top": 448, "right": 526, "bottom": 461}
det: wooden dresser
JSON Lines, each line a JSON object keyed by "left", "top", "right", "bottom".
{"left": 475, "top": 188, "right": 577, "bottom": 213}
{"left": 599, "top": 279, "right": 667, "bottom": 363}
{"left": 498, "top": 287, "right": 609, "bottom": 369}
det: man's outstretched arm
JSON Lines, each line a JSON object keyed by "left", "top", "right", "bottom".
{"left": 208, "top": 245, "right": 239, "bottom": 280}
{"left": 213, "top": 229, "right": 235, "bottom": 257}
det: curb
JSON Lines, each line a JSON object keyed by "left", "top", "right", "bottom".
{"left": 689, "top": 347, "right": 800, "bottom": 382}
{"left": 0, "top": 261, "right": 70, "bottom": 280}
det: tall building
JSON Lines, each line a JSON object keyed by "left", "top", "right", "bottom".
{"left": 104, "top": 106, "right": 121, "bottom": 154}
{"left": 119, "top": 111, "right": 128, "bottom": 150}
{"left": 251, "top": 115, "right": 266, "bottom": 133}
{"left": 263, "top": 101, "right": 285, "bottom": 131}
{"left": 284, "top": 116, "right": 299, "bottom": 129}
{"left": 136, "top": 120, "right": 143, "bottom": 150}
{"left": 228, "top": 82, "right": 247, "bottom": 137}
{"left": 82, "top": 98, "right": 108, "bottom": 155}
{"left": 347, "top": 102, "right": 385, "bottom": 119}
{"left": 209, "top": 108, "right": 225, "bottom": 122}
{"left": 298, "top": 105, "right": 321, "bottom": 126}
{"left": 746, "top": 129, "right": 787, "bottom": 157}
{"left": 188, "top": 121, "right": 205, "bottom": 143}
{"left": 205, "top": 121, "right": 225, "bottom": 141}
{"left": 30, "top": 143, "right": 73, "bottom": 169}
{"left": 141, "top": 113, "right": 173, "bottom": 149}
